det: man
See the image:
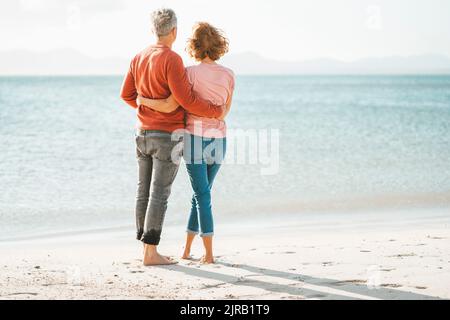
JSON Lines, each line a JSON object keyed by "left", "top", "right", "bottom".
{"left": 120, "top": 8, "right": 224, "bottom": 266}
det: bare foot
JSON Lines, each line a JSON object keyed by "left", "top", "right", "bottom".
{"left": 200, "top": 255, "right": 215, "bottom": 264}
{"left": 142, "top": 244, "right": 171, "bottom": 260}
{"left": 143, "top": 252, "right": 178, "bottom": 266}
{"left": 182, "top": 233, "right": 196, "bottom": 260}
{"left": 182, "top": 249, "right": 194, "bottom": 260}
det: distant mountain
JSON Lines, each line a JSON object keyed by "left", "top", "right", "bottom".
{"left": 1, "top": 49, "right": 450, "bottom": 75}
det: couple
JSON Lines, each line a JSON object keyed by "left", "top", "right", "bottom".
{"left": 120, "top": 8, "right": 234, "bottom": 265}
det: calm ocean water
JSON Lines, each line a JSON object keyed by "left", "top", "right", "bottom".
{"left": 1, "top": 75, "right": 450, "bottom": 239}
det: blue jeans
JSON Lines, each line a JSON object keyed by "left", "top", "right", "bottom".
{"left": 184, "top": 134, "right": 227, "bottom": 237}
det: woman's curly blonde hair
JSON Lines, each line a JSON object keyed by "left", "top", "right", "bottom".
{"left": 186, "top": 22, "right": 229, "bottom": 61}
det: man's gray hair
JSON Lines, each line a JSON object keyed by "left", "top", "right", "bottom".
{"left": 151, "top": 8, "right": 177, "bottom": 37}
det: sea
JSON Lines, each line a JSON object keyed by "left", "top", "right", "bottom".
{"left": 1, "top": 75, "right": 449, "bottom": 240}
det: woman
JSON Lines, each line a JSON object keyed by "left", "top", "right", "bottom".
{"left": 137, "top": 22, "right": 234, "bottom": 264}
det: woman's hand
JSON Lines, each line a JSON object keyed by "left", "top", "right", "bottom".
{"left": 136, "top": 94, "right": 180, "bottom": 113}
{"left": 136, "top": 95, "right": 144, "bottom": 107}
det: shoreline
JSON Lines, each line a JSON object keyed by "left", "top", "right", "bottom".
{"left": 2, "top": 202, "right": 449, "bottom": 243}
{"left": 1, "top": 208, "right": 449, "bottom": 300}
{"left": 0, "top": 206, "right": 450, "bottom": 242}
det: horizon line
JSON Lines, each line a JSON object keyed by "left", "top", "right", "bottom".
{"left": 1, "top": 73, "right": 450, "bottom": 77}
{"left": 1, "top": 48, "right": 450, "bottom": 63}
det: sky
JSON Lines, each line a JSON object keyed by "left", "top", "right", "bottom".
{"left": 1, "top": 0, "right": 450, "bottom": 62}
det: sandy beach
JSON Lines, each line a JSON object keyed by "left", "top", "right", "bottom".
{"left": 0, "top": 208, "right": 449, "bottom": 300}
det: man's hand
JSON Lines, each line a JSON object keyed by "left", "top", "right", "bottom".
{"left": 217, "top": 106, "right": 227, "bottom": 120}
{"left": 217, "top": 93, "right": 233, "bottom": 120}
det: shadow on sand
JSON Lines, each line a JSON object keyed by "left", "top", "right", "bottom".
{"left": 158, "top": 261, "right": 440, "bottom": 300}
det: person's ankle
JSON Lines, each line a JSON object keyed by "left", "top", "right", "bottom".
{"left": 201, "top": 254, "right": 214, "bottom": 264}
{"left": 144, "top": 244, "right": 158, "bottom": 255}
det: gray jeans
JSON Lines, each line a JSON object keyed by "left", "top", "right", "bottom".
{"left": 135, "top": 130, "right": 183, "bottom": 245}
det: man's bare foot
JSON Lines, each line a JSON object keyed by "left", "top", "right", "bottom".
{"left": 143, "top": 252, "right": 178, "bottom": 266}
{"left": 200, "top": 255, "right": 215, "bottom": 264}
{"left": 142, "top": 243, "right": 171, "bottom": 259}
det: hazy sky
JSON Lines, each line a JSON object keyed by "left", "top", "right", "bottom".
{"left": 1, "top": 0, "right": 450, "bottom": 62}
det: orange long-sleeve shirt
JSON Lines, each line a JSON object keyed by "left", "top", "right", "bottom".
{"left": 120, "top": 44, "right": 224, "bottom": 132}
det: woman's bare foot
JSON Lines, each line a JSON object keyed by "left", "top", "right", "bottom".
{"left": 200, "top": 236, "right": 214, "bottom": 264}
{"left": 182, "top": 233, "right": 196, "bottom": 260}
{"left": 200, "top": 255, "right": 215, "bottom": 264}
{"left": 182, "top": 250, "right": 194, "bottom": 260}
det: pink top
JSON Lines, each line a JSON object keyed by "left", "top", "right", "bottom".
{"left": 185, "top": 62, "right": 235, "bottom": 138}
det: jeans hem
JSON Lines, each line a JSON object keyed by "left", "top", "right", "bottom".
{"left": 141, "top": 231, "right": 161, "bottom": 245}
{"left": 200, "top": 232, "right": 214, "bottom": 237}
{"left": 186, "top": 229, "right": 199, "bottom": 235}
